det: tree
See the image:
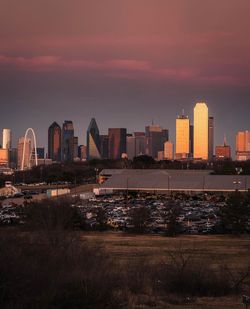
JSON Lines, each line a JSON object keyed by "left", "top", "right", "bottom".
{"left": 220, "top": 191, "right": 250, "bottom": 234}
{"left": 164, "top": 200, "right": 182, "bottom": 236}
{"left": 94, "top": 207, "right": 107, "bottom": 231}
{"left": 132, "top": 155, "right": 155, "bottom": 169}
{"left": 129, "top": 206, "right": 151, "bottom": 233}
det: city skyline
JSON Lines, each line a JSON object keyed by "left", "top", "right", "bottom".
{"left": 0, "top": 101, "right": 249, "bottom": 158}
{"left": 1, "top": 1, "right": 250, "bottom": 152}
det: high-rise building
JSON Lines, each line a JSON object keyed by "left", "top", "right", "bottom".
{"left": 164, "top": 141, "right": 174, "bottom": 160}
{"left": 215, "top": 137, "right": 231, "bottom": 160}
{"left": 36, "top": 147, "right": 45, "bottom": 159}
{"left": 62, "top": 121, "right": 74, "bottom": 162}
{"left": 134, "top": 132, "right": 146, "bottom": 156}
{"left": 0, "top": 149, "right": 9, "bottom": 166}
{"left": 145, "top": 125, "right": 168, "bottom": 159}
{"left": 108, "top": 128, "right": 127, "bottom": 160}
{"left": 175, "top": 113, "right": 190, "bottom": 159}
{"left": 157, "top": 151, "right": 164, "bottom": 161}
{"left": 87, "top": 118, "right": 101, "bottom": 160}
{"left": 2, "top": 129, "right": 11, "bottom": 150}
{"left": 189, "top": 124, "right": 194, "bottom": 157}
{"left": 208, "top": 117, "right": 214, "bottom": 160}
{"left": 9, "top": 148, "right": 18, "bottom": 168}
{"left": 194, "top": 102, "right": 208, "bottom": 160}
{"left": 78, "top": 145, "right": 87, "bottom": 161}
{"left": 236, "top": 131, "right": 250, "bottom": 161}
{"left": 73, "top": 136, "right": 79, "bottom": 160}
{"left": 17, "top": 137, "right": 31, "bottom": 169}
{"left": 100, "top": 135, "right": 109, "bottom": 159}
{"left": 126, "top": 134, "right": 136, "bottom": 160}
{"left": 48, "top": 122, "right": 61, "bottom": 162}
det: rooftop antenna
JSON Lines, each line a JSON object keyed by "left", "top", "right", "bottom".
{"left": 152, "top": 119, "right": 154, "bottom": 125}
{"left": 182, "top": 108, "right": 185, "bottom": 116}
{"left": 223, "top": 134, "right": 227, "bottom": 146}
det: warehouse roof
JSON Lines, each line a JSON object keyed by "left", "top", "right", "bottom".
{"left": 100, "top": 169, "right": 250, "bottom": 192}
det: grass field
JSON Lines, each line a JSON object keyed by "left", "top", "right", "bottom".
{"left": 82, "top": 232, "right": 250, "bottom": 308}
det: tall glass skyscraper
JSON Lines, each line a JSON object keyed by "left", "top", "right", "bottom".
{"left": 175, "top": 114, "right": 190, "bottom": 159}
{"left": 208, "top": 116, "right": 214, "bottom": 161}
{"left": 194, "top": 102, "right": 208, "bottom": 160}
{"left": 87, "top": 118, "right": 101, "bottom": 160}
{"left": 62, "top": 120, "right": 74, "bottom": 162}
{"left": 108, "top": 128, "right": 127, "bottom": 160}
{"left": 48, "top": 122, "right": 61, "bottom": 162}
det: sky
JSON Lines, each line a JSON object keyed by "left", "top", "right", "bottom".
{"left": 0, "top": 0, "right": 250, "bottom": 153}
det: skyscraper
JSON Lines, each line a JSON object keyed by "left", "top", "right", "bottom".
{"left": 134, "top": 132, "right": 146, "bottom": 156}
{"left": 189, "top": 124, "right": 194, "bottom": 157}
{"left": 73, "top": 136, "right": 79, "bottom": 160}
{"left": 175, "top": 113, "right": 190, "bottom": 159}
{"left": 236, "top": 131, "right": 250, "bottom": 161}
{"left": 100, "top": 135, "right": 109, "bottom": 159}
{"left": 48, "top": 122, "right": 61, "bottom": 162}
{"left": 87, "top": 118, "right": 101, "bottom": 160}
{"left": 126, "top": 134, "right": 136, "bottom": 160}
{"left": 2, "top": 129, "right": 11, "bottom": 149}
{"left": 208, "top": 117, "right": 214, "bottom": 161}
{"left": 194, "top": 102, "right": 208, "bottom": 160}
{"left": 17, "top": 137, "right": 31, "bottom": 169}
{"left": 2, "top": 129, "right": 11, "bottom": 167}
{"left": 78, "top": 145, "right": 87, "bottom": 161}
{"left": 145, "top": 125, "right": 168, "bottom": 159}
{"left": 108, "top": 128, "right": 127, "bottom": 159}
{"left": 164, "top": 141, "right": 174, "bottom": 160}
{"left": 62, "top": 120, "right": 74, "bottom": 162}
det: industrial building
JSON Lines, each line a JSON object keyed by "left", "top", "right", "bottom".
{"left": 99, "top": 169, "right": 250, "bottom": 193}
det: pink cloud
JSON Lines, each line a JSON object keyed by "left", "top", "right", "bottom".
{"left": 0, "top": 54, "right": 249, "bottom": 86}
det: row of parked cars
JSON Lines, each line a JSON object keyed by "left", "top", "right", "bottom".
{"left": 73, "top": 193, "right": 225, "bottom": 234}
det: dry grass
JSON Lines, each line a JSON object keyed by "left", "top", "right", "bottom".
{"left": 82, "top": 232, "right": 250, "bottom": 266}
{"left": 81, "top": 232, "right": 250, "bottom": 308}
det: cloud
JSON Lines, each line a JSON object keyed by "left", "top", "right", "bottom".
{"left": 0, "top": 54, "right": 249, "bottom": 86}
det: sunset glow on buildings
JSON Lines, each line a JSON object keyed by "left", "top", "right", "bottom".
{"left": 175, "top": 114, "right": 190, "bottom": 159}
{"left": 194, "top": 102, "right": 208, "bottom": 160}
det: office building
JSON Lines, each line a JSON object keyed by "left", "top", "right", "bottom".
{"left": 194, "top": 102, "right": 209, "bottom": 160}
{"left": 157, "top": 151, "right": 164, "bottom": 161}
{"left": 126, "top": 134, "right": 136, "bottom": 160}
{"left": 0, "top": 149, "right": 9, "bottom": 166}
{"left": 189, "top": 124, "right": 194, "bottom": 157}
{"left": 87, "top": 118, "right": 101, "bottom": 160}
{"left": 134, "top": 132, "right": 146, "bottom": 156}
{"left": 175, "top": 113, "right": 190, "bottom": 159}
{"left": 2, "top": 129, "right": 11, "bottom": 150}
{"left": 78, "top": 145, "right": 87, "bottom": 161}
{"left": 145, "top": 125, "right": 168, "bottom": 159}
{"left": 236, "top": 131, "right": 250, "bottom": 161}
{"left": 108, "top": 128, "right": 127, "bottom": 159}
{"left": 48, "top": 122, "right": 61, "bottom": 162}
{"left": 215, "top": 145, "right": 231, "bottom": 160}
{"left": 36, "top": 147, "right": 45, "bottom": 159}
{"left": 17, "top": 137, "right": 31, "bottom": 169}
{"left": 164, "top": 141, "right": 174, "bottom": 160}
{"left": 100, "top": 135, "right": 109, "bottom": 159}
{"left": 73, "top": 136, "right": 78, "bottom": 160}
{"left": 208, "top": 117, "right": 214, "bottom": 160}
{"left": 9, "top": 148, "right": 18, "bottom": 168}
{"left": 62, "top": 121, "right": 74, "bottom": 162}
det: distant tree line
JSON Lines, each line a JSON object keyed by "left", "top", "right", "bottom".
{"left": 1, "top": 157, "right": 250, "bottom": 186}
